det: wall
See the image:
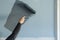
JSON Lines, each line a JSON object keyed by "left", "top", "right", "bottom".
{"left": 57, "top": 0, "right": 60, "bottom": 40}
{"left": 0, "top": 0, "right": 55, "bottom": 38}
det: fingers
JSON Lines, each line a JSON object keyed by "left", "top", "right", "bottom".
{"left": 19, "top": 16, "right": 26, "bottom": 24}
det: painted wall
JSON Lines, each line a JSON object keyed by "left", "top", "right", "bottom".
{"left": 0, "top": 0, "right": 55, "bottom": 38}
{"left": 58, "top": 0, "right": 60, "bottom": 40}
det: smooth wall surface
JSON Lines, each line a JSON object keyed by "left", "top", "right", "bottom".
{"left": 57, "top": 0, "right": 60, "bottom": 40}
{"left": 0, "top": 0, "right": 55, "bottom": 38}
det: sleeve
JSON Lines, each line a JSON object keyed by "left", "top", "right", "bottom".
{"left": 6, "top": 22, "right": 21, "bottom": 40}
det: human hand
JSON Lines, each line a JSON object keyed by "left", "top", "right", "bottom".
{"left": 19, "top": 16, "right": 25, "bottom": 24}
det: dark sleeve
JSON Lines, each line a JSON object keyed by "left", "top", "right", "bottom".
{"left": 6, "top": 22, "right": 21, "bottom": 40}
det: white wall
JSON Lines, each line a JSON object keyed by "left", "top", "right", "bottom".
{"left": 57, "top": 0, "right": 60, "bottom": 40}
{"left": 58, "top": 0, "right": 60, "bottom": 40}
{"left": 0, "top": 37, "right": 55, "bottom": 40}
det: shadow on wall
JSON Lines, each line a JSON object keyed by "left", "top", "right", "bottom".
{"left": 0, "top": 32, "right": 3, "bottom": 37}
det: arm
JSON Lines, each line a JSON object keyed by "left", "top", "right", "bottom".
{"left": 6, "top": 16, "right": 25, "bottom": 40}
{"left": 6, "top": 23, "right": 21, "bottom": 40}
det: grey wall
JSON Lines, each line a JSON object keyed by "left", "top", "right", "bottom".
{"left": 0, "top": 0, "right": 55, "bottom": 37}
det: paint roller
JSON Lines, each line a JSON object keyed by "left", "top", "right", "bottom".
{"left": 4, "top": 0, "right": 36, "bottom": 31}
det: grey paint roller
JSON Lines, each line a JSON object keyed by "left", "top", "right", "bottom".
{"left": 4, "top": 0, "right": 36, "bottom": 31}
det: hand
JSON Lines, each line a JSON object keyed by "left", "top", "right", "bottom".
{"left": 19, "top": 16, "right": 25, "bottom": 24}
